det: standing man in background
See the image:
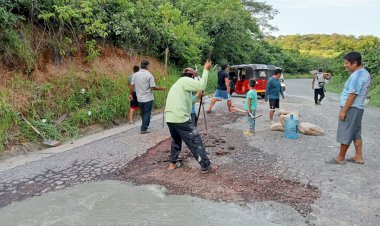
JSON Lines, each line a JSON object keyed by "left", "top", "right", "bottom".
{"left": 265, "top": 68, "right": 285, "bottom": 124}
{"left": 207, "top": 64, "right": 232, "bottom": 113}
{"left": 328, "top": 52, "right": 371, "bottom": 165}
{"left": 130, "top": 60, "right": 166, "bottom": 134}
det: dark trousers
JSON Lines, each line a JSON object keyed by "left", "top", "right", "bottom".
{"left": 314, "top": 88, "right": 325, "bottom": 104}
{"left": 191, "top": 112, "right": 197, "bottom": 125}
{"left": 138, "top": 100, "right": 153, "bottom": 132}
{"left": 167, "top": 121, "right": 210, "bottom": 170}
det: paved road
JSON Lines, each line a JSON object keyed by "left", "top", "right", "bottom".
{"left": 0, "top": 79, "right": 379, "bottom": 226}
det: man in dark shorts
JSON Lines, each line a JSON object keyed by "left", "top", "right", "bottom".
{"left": 327, "top": 52, "right": 371, "bottom": 165}
{"left": 265, "top": 69, "right": 285, "bottom": 124}
{"left": 128, "top": 65, "right": 140, "bottom": 124}
{"left": 207, "top": 64, "right": 232, "bottom": 113}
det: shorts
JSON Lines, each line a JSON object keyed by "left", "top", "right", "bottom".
{"left": 337, "top": 107, "right": 364, "bottom": 145}
{"left": 214, "top": 89, "right": 231, "bottom": 100}
{"left": 130, "top": 92, "right": 139, "bottom": 110}
{"left": 269, "top": 98, "right": 279, "bottom": 110}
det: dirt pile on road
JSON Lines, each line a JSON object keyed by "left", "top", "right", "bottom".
{"left": 115, "top": 112, "right": 321, "bottom": 215}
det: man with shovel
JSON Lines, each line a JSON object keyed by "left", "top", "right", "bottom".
{"left": 164, "top": 60, "right": 216, "bottom": 174}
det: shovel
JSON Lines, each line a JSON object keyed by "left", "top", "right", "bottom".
{"left": 232, "top": 107, "right": 262, "bottom": 119}
{"left": 18, "top": 113, "right": 61, "bottom": 147}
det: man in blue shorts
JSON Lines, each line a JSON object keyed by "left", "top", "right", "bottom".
{"left": 207, "top": 64, "right": 232, "bottom": 113}
{"left": 265, "top": 69, "right": 285, "bottom": 124}
{"left": 327, "top": 52, "right": 371, "bottom": 165}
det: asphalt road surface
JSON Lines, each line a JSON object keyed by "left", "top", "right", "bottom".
{"left": 0, "top": 79, "right": 379, "bottom": 226}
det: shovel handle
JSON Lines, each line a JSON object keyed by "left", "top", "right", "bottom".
{"left": 18, "top": 113, "right": 44, "bottom": 137}
{"left": 232, "top": 107, "right": 261, "bottom": 119}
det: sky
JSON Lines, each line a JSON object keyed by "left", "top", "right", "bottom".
{"left": 264, "top": 0, "right": 380, "bottom": 37}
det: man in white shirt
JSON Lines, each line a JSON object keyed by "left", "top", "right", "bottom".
{"left": 130, "top": 60, "right": 165, "bottom": 134}
{"left": 312, "top": 68, "right": 330, "bottom": 105}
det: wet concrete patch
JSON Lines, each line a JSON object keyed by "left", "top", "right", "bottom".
{"left": 0, "top": 181, "right": 308, "bottom": 226}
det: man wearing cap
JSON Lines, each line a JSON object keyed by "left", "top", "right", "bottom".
{"left": 130, "top": 60, "right": 165, "bottom": 134}
{"left": 164, "top": 60, "right": 216, "bottom": 174}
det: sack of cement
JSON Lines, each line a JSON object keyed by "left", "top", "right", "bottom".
{"left": 298, "top": 122, "right": 324, "bottom": 136}
{"left": 279, "top": 113, "right": 299, "bottom": 127}
{"left": 270, "top": 122, "right": 284, "bottom": 131}
{"left": 278, "top": 109, "right": 300, "bottom": 117}
{"left": 309, "top": 70, "right": 318, "bottom": 75}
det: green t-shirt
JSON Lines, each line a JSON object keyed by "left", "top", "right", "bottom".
{"left": 165, "top": 70, "right": 209, "bottom": 123}
{"left": 244, "top": 89, "right": 257, "bottom": 111}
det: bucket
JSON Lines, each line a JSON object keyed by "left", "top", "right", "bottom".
{"left": 284, "top": 114, "right": 298, "bottom": 139}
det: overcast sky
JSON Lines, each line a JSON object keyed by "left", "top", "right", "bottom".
{"left": 264, "top": 0, "right": 380, "bottom": 37}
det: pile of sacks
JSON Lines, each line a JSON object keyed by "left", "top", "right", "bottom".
{"left": 270, "top": 109, "right": 324, "bottom": 136}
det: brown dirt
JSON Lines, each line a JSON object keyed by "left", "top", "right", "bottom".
{"left": 114, "top": 112, "right": 321, "bottom": 216}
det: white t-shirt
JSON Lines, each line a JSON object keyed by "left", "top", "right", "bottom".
{"left": 313, "top": 73, "right": 325, "bottom": 89}
{"left": 131, "top": 69, "right": 156, "bottom": 103}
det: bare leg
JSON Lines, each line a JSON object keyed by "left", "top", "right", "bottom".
{"left": 207, "top": 98, "right": 219, "bottom": 112}
{"left": 336, "top": 143, "right": 350, "bottom": 161}
{"left": 129, "top": 109, "right": 135, "bottom": 124}
{"left": 353, "top": 139, "right": 364, "bottom": 162}
{"left": 269, "top": 110, "right": 275, "bottom": 121}
{"left": 227, "top": 99, "right": 232, "bottom": 112}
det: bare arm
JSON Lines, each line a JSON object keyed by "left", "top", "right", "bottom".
{"left": 247, "top": 98, "right": 252, "bottom": 113}
{"left": 339, "top": 93, "right": 357, "bottom": 120}
{"left": 312, "top": 75, "right": 316, "bottom": 89}
{"left": 225, "top": 77, "right": 230, "bottom": 94}
{"left": 129, "top": 84, "right": 135, "bottom": 100}
{"left": 152, "top": 86, "right": 166, "bottom": 91}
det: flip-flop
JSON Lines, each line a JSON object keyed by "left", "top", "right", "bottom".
{"left": 346, "top": 157, "right": 365, "bottom": 165}
{"left": 326, "top": 157, "right": 346, "bottom": 165}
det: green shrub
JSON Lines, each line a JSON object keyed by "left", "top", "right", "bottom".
{"left": 0, "top": 92, "right": 17, "bottom": 153}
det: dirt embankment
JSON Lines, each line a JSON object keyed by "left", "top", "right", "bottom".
{"left": 114, "top": 112, "right": 321, "bottom": 216}
{"left": 1, "top": 45, "right": 166, "bottom": 110}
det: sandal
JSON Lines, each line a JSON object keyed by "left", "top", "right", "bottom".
{"left": 346, "top": 157, "right": 365, "bottom": 165}
{"left": 206, "top": 109, "right": 211, "bottom": 113}
{"left": 326, "top": 157, "right": 346, "bottom": 165}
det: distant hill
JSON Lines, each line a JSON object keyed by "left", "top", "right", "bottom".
{"left": 267, "top": 34, "right": 380, "bottom": 58}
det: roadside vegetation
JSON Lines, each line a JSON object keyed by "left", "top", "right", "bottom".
{"left": 271, "top": 35, "right": 380, "bottom": 107}
{"left": 0, "top": 0, "right": 379, "bottom": 153}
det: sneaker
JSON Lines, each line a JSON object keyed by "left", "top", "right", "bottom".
{"left": 270, "top": 120, "right": 274, "bottom": 124}
{"left": 243, "top": 130, "right": 254, "bottom": 135}
{"left": 140, "top": 130, "right": 150, "bottom": 134}
{"left": 317, "top": 101, "right": 321, "bottom": 105}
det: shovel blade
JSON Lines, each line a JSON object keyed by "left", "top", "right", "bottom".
{"left": 43, "top": 140, "right": 61, "bottom": 147}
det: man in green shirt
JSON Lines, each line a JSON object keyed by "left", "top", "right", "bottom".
{"left": 165, "top": 60, "right": 216, "bottom": 174}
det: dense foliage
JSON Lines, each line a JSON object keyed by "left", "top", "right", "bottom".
{"left": 1, "top": 0, "right": 280, "bottom": 71}
{"left": 268, "top": 34, "right": 380, "bottom": 75}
